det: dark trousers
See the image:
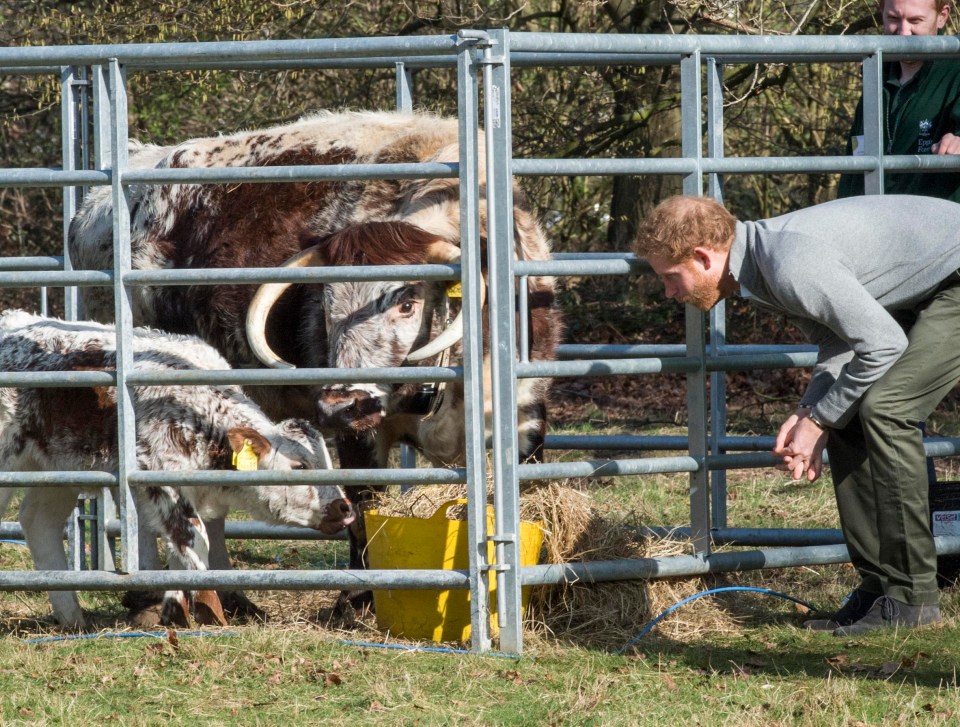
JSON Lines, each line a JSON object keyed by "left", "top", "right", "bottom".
{"left": 825, "top": 281, "right": 960, "bottom": 606}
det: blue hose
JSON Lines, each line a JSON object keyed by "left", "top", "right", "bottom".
{"left": 618, "top": 585, "right": 819, "bottom": 654}
{"left": 20, "top": 585, "right": 819, "bottom": 654}
{"left": 337, "top": 639, "right": 519, "bottom": 659}
{"left": 23, "top": 630, "right": 238, "bottom": 644}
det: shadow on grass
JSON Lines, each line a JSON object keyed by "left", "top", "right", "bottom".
{"left": 532, "top": 570, "right": 960, "bottom": 688}
{"left": 628, "top": 625, "right": 960, "bottom": 689}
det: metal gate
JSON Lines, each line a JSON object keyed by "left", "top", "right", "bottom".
{"left": 2, "top": 31, "right": 960, "bottom": 655}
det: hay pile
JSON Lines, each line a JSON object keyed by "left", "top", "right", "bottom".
{"left": 368, "top": 481, "right": 745, "bottom": 650}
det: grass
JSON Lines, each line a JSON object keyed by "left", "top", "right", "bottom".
{"left": 0, "top": 617, "right": 957, "bottom": 725}
{"left": 1, "top": 422, "right": 960, "bottom": 725}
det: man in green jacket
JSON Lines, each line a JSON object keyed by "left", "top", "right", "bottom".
{"left": 838, "top": 0, "right": 960, "bottom": 201}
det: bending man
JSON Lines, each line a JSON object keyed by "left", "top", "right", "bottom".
{"left": 634, "top": 194, "right": 960, "bottom": 636}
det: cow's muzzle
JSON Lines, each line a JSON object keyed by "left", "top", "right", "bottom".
{"left": 319, "top": 497, "right": 356, "bottom": 535}
{"left": 316, "top": 389, "right": 385, "bottom": 432}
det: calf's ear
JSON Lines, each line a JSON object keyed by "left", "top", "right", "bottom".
{"left": 227, "top": 427, "right": 272, "bottom": 458}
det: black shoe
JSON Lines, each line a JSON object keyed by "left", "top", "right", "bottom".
{"left": 832, "top": 596, "right": 942, "bottom": 637}
{"left": 802, "top": 588, "right": 880, "bottom": 631}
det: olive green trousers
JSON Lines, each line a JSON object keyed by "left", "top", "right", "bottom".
{"left": 826, "top": 280, "right": 960, "bottom": 606}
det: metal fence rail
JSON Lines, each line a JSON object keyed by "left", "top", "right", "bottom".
{"left": 2, "top": 31, "right": 960, "bottom": 654}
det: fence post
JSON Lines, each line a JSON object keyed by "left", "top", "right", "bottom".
{"left": 483, "top": 27, "right": 525, "bottom": 656}
{"left": 456, "top": 32, "right": 493, "bottom": 653}
{"left": 680, "top": 50, "right": 711, "bottom": 557}
{"left": 395, "top": 61, "right": 414, "bottom": 113}
{"left": 90, "top": 63, "right": 119, "bottom": 571}
{"left": 107, "top": 58, "right": 140, "bottom": 573}
{"left": 706, "top": 56, "right": 728, "bottom": 531}
{"left": 862, "top": 52, "right": 885, "bottom": 196}
{"left": 395, "top": 59, "right": 417, "bottom": 475}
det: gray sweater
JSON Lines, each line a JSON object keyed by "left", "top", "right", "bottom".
{"left": 728, "top": 195, "right": 960, "bottom": 428}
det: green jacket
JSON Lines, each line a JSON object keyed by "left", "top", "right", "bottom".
{"left": 838, "top": 59, "right": 960, "bottom": 202}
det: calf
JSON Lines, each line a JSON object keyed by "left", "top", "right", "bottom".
{"left": 0, "top": 311, "right": 352, "bottom": 628}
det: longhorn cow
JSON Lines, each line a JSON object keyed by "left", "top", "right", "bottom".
{"left": 68, "top": 111, "right": 563, "bottom": 605}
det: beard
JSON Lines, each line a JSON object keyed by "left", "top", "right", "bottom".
{"left": 683, "top": 270, "right": 724, "bottom": 311}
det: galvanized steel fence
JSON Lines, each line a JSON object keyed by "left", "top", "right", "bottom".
{"left": 3, "top": 31, "right": 960, "bottom": 654}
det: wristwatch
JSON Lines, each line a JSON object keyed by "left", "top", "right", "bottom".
{"left": 806, "top": 411, "right": 828, "bottom": 430}
{"left": 798, "top": 403, "right": 827, "bottom": 429}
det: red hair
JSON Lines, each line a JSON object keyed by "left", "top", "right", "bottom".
{"left": 633, "top": 196, "right": 736, "bottom": 262}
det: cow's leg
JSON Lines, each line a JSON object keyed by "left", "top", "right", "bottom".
{"left": 332, "top": 432, "right": 383, "bottom": 617}
{"left": 121, "top": 526, "right": 167, "bottom": 627}
{"left": 20, "top": 487, "right": 86, "bottom": 629}
{"left": 206, "top": 516, "right": 264, "bottom": 621}
{"left": 165, "top": 514, "right": 226, "bottom": 626}
{"left": 140, "top": 487, "right": 226, "bottom": 627}
{"left": 519, "top": 401, "right": 548, "bottom": 465}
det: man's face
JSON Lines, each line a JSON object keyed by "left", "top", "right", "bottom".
{"left": 881, "top": 0, "right": 949, "bottom": 36}
{"left": 646, "top": 253, "right": 724, "bottom": 312}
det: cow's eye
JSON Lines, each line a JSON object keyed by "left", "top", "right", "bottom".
{"left": 291, "top": 463, "right": 307, "bottom": 471}
{"left": 398, "top": 301, "right": 415, "bottom": 316}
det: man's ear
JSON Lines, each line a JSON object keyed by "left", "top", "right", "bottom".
{"left": 691, "top": 246, "right": 715, "bottom": 270}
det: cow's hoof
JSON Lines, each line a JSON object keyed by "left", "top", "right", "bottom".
{"left": 349, "top": 589, "right": 375, "bottom": 614}
{"left": 122, "top": 591, "right": 167, "bottom": 627}
{"left": 317, "top": 604, "right": 356, "bottom": 628}
{"left": 159, "top": 597, "right": 191, "bottom": 629}
{"left": 334, "top": 589, "right": 375, "bottom": 617}
{"left": 192, "top": 590, "right": 228, "bottom": 627}
{"left": 218, "top": 591, "right": 266, "bottom": 622}
{"left": 121, "top": 590, "right": 164, "bottom": 612}
{"left": 315, "top": 589, "right": 373, "bottom": 628}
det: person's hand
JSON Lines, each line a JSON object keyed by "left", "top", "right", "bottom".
{"left": 772, "top": 408, "right": 829, "bottom": 482}
{"left": 932, "top": 132, "right": 960, "bottom": 154}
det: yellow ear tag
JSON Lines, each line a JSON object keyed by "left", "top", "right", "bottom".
{"left": 446, "top": 281, "right": 463, "bottom": 299}
{"left": 233, "top": 439, "right": 259, "bottom": 471}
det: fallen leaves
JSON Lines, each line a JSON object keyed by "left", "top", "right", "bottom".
{"left": 308, "top": 659, "right": 353, "bottom": 688}
{"left": 826, "top": 651, "right": 930, "bottom": 680}
{"left": 498, "top": 669, "right": 526, "bottom": 685}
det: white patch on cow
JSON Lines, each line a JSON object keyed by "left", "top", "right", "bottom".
{"left": 0, "top": 312, "right": 352, "bottom": 628}
{"left": 324, "top": 280, "right": 427, "bottom": 399}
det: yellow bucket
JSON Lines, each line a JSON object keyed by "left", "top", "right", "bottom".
{"left": 364, "top": 499, "right": 544, "bottom": 642}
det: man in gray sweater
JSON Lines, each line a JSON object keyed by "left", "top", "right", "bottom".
{"left": 634, "top": 194, "right": 960, "bottom": 635}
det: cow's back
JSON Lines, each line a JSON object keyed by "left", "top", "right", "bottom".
{"left": 68, "top": 112, "right": 468, "bottom": 366}
{"left": 0, "top": 313, "right": 254, "bottom": 473}
{"left": 67, "top": 111, "right": 561, "bottom": 456}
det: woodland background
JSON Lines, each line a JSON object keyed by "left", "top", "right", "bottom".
{"left": 0, "top": 1, "right": 924, "bottom": 255}
{"left": 1, "top": 0, "right": 953, "bottom": 422}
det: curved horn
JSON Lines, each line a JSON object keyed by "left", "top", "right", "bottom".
{"left": 406, "top": 242, "right": 485, "bottom": 363}
{"left": 246, "top": 246, "right": 326, "bottom": 369}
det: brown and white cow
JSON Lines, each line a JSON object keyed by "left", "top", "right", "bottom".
{"left": 0, "top": 311, "right": 352, "bottom": 629}
{"left": 67, "top": 110, "right": 563, "bottom": 603}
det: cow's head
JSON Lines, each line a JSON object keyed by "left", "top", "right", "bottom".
{"left": 245, "top": 220, "right": 480, "bottom": 434}
{"left": 226, "top": 420, "right": 354, "bottom": 534}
